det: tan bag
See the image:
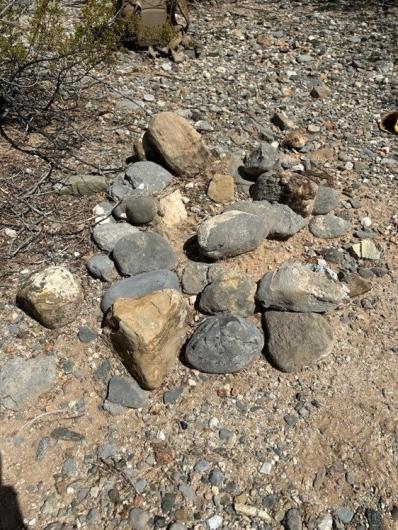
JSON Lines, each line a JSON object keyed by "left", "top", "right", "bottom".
{"left": 115, "top": 0, "right": 189, "bottom": 49}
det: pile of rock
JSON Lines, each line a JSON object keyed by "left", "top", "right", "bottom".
{"left": 13, "top": 110, "right": 378, "bottom": 410}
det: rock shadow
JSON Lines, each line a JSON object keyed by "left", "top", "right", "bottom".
{"left": 0, "top": 453, "right": 27, "bottom": 530}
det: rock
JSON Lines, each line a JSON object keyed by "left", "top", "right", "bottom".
{"left": 263, "top": 311, "right": 334, "bottom": 372}
{"left": 206, "top": 515, "right": 223, "bottom": 530}
{"left": 251, "top": 171, "right": 317, "bottom": 217}
{"left": 313, "top": 186, "right": 339, "bottom": 215}
{"left": 181, "top": 261, "right": 210, "bottom": 294}
{"left": 309, "top": 214, "right": 351, "bottom": 239}
{"left": 36, "top": 436, "right": 50, "bottom": 462}
{"left": 351, "top": 240, "right": 381, "bottom": 260}
{"left": 112, "top": 232, "right": 177, "bottom": 276}
{"left": 244, "top": 143, "right": 280, "bottom": 177}
{"left": 207, "top": 174, "right": 235, "bottom": 203}
{"left": 257, "top": 262, "right": 347, "bottom": 312}
{"left": 105, "top": 290, "right": 188, "bottom": 389}
{"left": 108, "top": 177, "right": 136, "bottom": 201}
{"left": 158, "top": 190, "right": 188, "bottom": 227}
{"left": 163, "top": 386, "right": 183, "bottom": 405}
{"left": 144, "top": 111, "right": 209, "bottom": 176}
{"left": 92, "top": 223, "right": 138, "bottom": 252}
{"left": 93, "top": 201, "right": 115, "bottom": 225}
{"left": 339, "top": 272, "right": 371, "bottom": 297}
{"left": 51, "top": 427, "right": 84, "bottom": 442}
{"left": 63, "top": 174, "right": 107, "bottom": 195}
{"left": 77, "top": 326, "right": 97, "bottom": 343}
{"left": 101, "top": 270, "right": 180, "bottom": 313}
{"left": 0, "top": 356, "right": 56, "bottom": 411}
{"left": 197, "top": 210, "right": 267, "bottom": 259}
{"left": 169, "top": 524, "right": 186, "bottom": 530}
{"left": 365, "top": 509, "right": 383, "bottom": 530}
{"left": 271, "top": 111, "right": 296, "bottom": 131}
{"left": 334, "top": 507, "right": 354, "bottom": 525}
{"left": 62, "top": 457, "right": 77, "bottom": 477}
{"left": 128, "top": 508, "right": 151, "bottom": 530}
{"left": 125, "top": 195, "right": 158, "bottom": 225}
{"left": 285, "top": 129, "right": 308, "bottom": 150}
{"left": 185, "top": 314, "right": 263, "bottom": 374}
{"left": 199, "top": 271, "right": 256, "bottom": 317}
{"left": 17, "top": 266, "right": 81, "bottom": 329}
{"left": 86, "top": 255, "right": 119, "bottom": 282}
{"left": 317, "top": 513, "right": 333, "bottom": 530}
{"left": 310, "top": 84, "right": 332, "bottom": 99}
{"left": 225, "top": 200, "right": 307, "bottom": 238}
{"left": 106, "top": 376, "right": 149, "bottom": 409}
{"left": 125, "top": 161, "right": 173, "bottom": 194}
{"left": 284, "top": 508, "right": 303, "bottom": 530}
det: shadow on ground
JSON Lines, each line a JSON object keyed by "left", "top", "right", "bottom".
{"left": 0, "top": 454, "right": 26, "bottom": 530}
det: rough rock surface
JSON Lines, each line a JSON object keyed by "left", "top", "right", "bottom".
{"left": 181, "top": 261, "right": 210, "bottom": 294}
{"left": 159, "top": 190, "right": 188, "bottom": 227}
{"left": 112, "top": 232, "right": 177, "bottom": 276}
{"left": 263, "top": 311, "right": 334, "bottom": 372}
{"left": 86, "top": 255, "right": 119, "bottom": 282}
{"left": 0, "top": 356, "right": 56, "bottom": 411}
{"left": 185, "top": 314, "right": 264, "bottom": 374}
{"left": 199, "top": 271, "right": 256, "bottom": 317}
{"left": 101, "top": 270, "right": 180, "bottom": 313}
{"left": 105, "top": 290, "right": 188, "bottom": 389}
{"left": 309, "top": 214, "right": 351, "bottom": 239}
{"left": 197, "top": 210, "right": 267, "bottom": 259}
{"left": 92, "top": 223, "right": 138, "bottom": 252}
{"left": 313, "top": 186, "right": 340, "bottom": 215}
{"left": 144, "top": 112, "right": 209, "bottom": 176}
{"left": 207, "top": 174, "right": 235, "bottom": 204}
{"left": 106, "top": 376, "right": 149, "bottom": 409}
{"left": 17, "top": 266, "right": 81, "bottom": 329}
{"left": 244, "top": 142, "right": 280, "bottom": 177}
{"left": 64, "top": 175, "right": 108, "bottom": 196}
{"left": 257, "top": 262, "right": 347, "bottom": 312}
{"left": 125, "top": 161, "right": 173, "bottom": 195}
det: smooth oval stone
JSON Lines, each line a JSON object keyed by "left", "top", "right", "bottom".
{"left": 185, "top": 314, "right": 264, "bottom": 374}
{"left": 125, "top": 161, "right": 173, "bottom": 194}
{"left": 125, "top": 195, "right": 158, "bottom": 225}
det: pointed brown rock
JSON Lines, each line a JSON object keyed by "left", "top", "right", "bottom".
{"left": 104, "top": 289, "right": 188, "bottom": 390}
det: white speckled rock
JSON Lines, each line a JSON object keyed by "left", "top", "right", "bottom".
{"left": 17, "top": 266, "right": 82, "bottom": 328}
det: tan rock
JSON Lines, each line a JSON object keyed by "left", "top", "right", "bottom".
{"left": 285, "top": 129, "right": 308, "bottom": 150}
{"left": 144, "top": 111, "right": 209, "bottom": 176}
{"left": 351, "top": 240, "right": 381, "bottom": 260}
{"left": 207, "top": 174, "right": 235, "bottom": 204}
{"left": 159, "top": 190, "right": 188, "bottom": 227}
{"left": 17, "top": 266, "right": 82, "bottom": 329}
{"left": 105, "top": 290, "right": 188, "bottom": 390}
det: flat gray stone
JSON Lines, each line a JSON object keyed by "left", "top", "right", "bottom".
{"left": 112, "top": 232, "right": 177, "bottom": 276}
{"left": 185, "top": 314, "right": 263, "bottom": 374}
{"left": 181, "top": 262, "right": 210, "bottom": 294}
{"left": 63, "top": 175, "right": 107, "bottom": 196}
{"left": 86, "top": 255, "right": 119, "bottom": 282}
{"left": 92, "top": 223, "right": 138, "bottom": 252}
{"left": 108, "top": 177, "right": 136, "bottom": 201}
{"left": 0, "top": 356, "right": 56, "bottom": 411}
{"left": 313, "top": 186, "right": 339, "bottom": 215}
{"left": 256, "top": 261, "right": 347, "bottom": 313}
{"left": 126, "top": 161, "right": 173, "bottom": 194}
{"left": 101, "top": 270, "right": 180, "bottom": 313}
{"left": 225, "top": 200, "right": 307, "bottom": 238}
{"left": 244, "top": 143, "right": 280, "bottom": 177}
{"left": 106, "top": 376, "right": 149, "bottom": 409}
{"left": 199, "top": 271, "right": 256, "bottom": 317}
{"left": 128, "top": 508, "right": 151, "bottom": 530}
{"left": 197, "top": 210, "right": 267, "bottom": 259}
{"left": 309, "top": 214, "right": 351, "bottom": 239}
{"left": 263, "top": 311, "right": 334, "bottom": 372}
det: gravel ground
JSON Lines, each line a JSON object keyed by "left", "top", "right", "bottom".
{"left": 0, "top": 1, "right": 398, "bottom": 529}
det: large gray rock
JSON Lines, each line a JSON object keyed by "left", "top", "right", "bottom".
{"left": 101, "top": 270, "right": 180, "bottom": 313}
{"left": 256, "top": 262, "right": 347, "bottom": 313}
{"left": 263, "top": 311, "right": 334, "bottom": 372}
{"left": 185, "top": 314, "right": 264, "bottom": 374}
{"left": 17, "top": 266, "right": 81, "bottom": 329}
{"left": 0, "top": 356, "right": 56, "bottom": 411}
{"left": 125, "top": 161, "right": 173, "bottom": 194}
{"left": 309, "top": 214, "right": 351, "bottom": 239}
{"left": 106, "top": 376, "right": 149, "bottom": 409}
{"left": 199, "top": 271, "right": 256, "bottom": 317}
{"left": 197, "top": 211, "right": 267, "bottom": 259}
{"left": 313, "top": 186, "right": 339, "bottom": 215}
{"left": 225, "top": 200, "right": 307, "bottom": 238}
{"left": 92, "top": 223, "right": 138, "bottom": 252}
{"left": 86, "top": 255, "right": 118, "bottom": 282}
{"left": 112, "top": 232, "right": 177, "bottom": 276}
{"left": 244, "top": 143, "right": 280, "bottom": 177}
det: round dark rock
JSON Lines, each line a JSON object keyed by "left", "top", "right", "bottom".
{"left": 185, "top": 314, "right": 263, "bottom": 374}
{"left": 112, "top": 232, "right": 177, "bottom": 276}
{"left": 77, "top": 326, "right": 97, "bottom": 343}
{"left": 125, "top": 196, "right": 158, "bottom": 225}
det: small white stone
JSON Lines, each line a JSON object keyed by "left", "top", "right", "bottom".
{"left": 4, "top": 228, "right": 17, "bottom": 238}
{"left": 209, "top": 417, "right": 219, "bottom": 429}
{"left": 259, "top": 461, "right": 273, "bottom": 475}
{"left": 361, "top": 216, "right": 372, "bottom": 228}
{"left": 206, "top": 514, "right": 223, "bottom": 530}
